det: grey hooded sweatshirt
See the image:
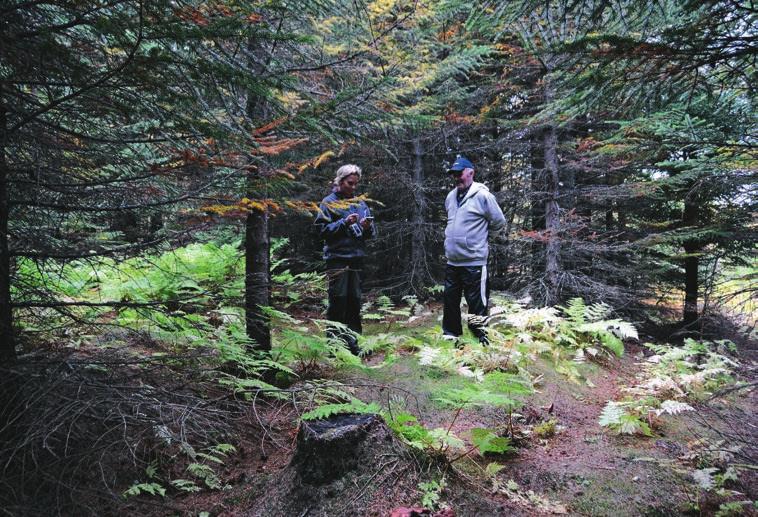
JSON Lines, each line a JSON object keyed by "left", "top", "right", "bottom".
{"left": 444, "top": 181, "right": 506, "bottom": 266}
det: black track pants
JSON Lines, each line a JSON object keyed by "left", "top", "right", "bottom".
{"left": 442, "top": 264, "right": 488, "bottom": 340}
{"left": 325, "top": 258, "right": 363, "bottom": 351}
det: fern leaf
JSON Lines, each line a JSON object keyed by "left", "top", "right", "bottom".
{"left": 599, "top": 401, "right": 625, "bottom": 426}
{"left": 486, "top": 462, "right": 506, "bottom": 477}
{"left": 301, "top": 400, "right": 380, "bottom": 421}
{"left": 560, "top": 298, "right": 587, "bottom": 324}
{"left": 429, "top": 428, "right": 465, "bottom": 450}
{"left": 654, "top": 400, "right": 695, "bottom": 416}
{"left": 471, "top": 428, "right": 512, "bottom": 455}
{"left": 607, "top": 320, "right": 638, "bottom": 340}
{"left": 692, "top": 468, "right": 719, "bottom": 490}
{"left": 618, "top": 414, "right": 652, "bottom": 436}
{"left": 585, "top": 302, "right": 613, "bottom": 322}
{"left": 599, "top": 332, "right": 625, "bottom": 357}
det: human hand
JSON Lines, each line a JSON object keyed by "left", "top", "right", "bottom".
{"left": 345, "top": 213, "right": 359, "bottom": 224}
{"left": 360, "top": 217, "right": 372, "bottom": 229}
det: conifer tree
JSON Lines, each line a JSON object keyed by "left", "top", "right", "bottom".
{"left": 545, "top": 0, "right": 757, "bottom": 325}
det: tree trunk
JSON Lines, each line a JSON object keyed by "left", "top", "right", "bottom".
{"left": 0, "top": 94, "right": 16, "bottom": 364}
{"left": 409, "top": 136, "right": 428, "bottom": 295}
{"left": 682, "top": 197, "right": 700, "bottom": 328}
{"left": 683, "top": 251, "right": 699, "bottom": 327}
{"left": 245, "top": 202, "right": 271, "bottom": 351}
{"left": 544, "top": 122, "right": 561, "bottom": 306}
{"left": 244, "top": 38, "right": 272, "bottom": 352}
{"left": 529, "top": 137, "right": 545, "bottom": 282}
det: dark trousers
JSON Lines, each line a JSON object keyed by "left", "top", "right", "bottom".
{"left": 442, "top": 264, "right": 489, "bottom": 340}
{"left": 326, "top": 258, "right": 363, "bottom": 350}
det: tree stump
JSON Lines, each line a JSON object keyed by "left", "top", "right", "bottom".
{"left": 291, "top": 413, "right": 388, "bottom": 484}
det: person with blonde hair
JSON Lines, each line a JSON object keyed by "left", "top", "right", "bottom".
{"left": 314, "top": 164, "right": 376, "bottom": 354}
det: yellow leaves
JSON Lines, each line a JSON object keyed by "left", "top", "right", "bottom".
{"left": 202, "top": 203, "right": 241, "bottom": 216}
{"left": 314, "top": 150, "right": 335, "bottom": 168}
{"left": 240, "top": 198, "right": 282, "bottom": 213}
{"left": 277, "top": 90, "right": 307, "bottom": 111}
{"left": 201, "top": 197, "right": 326, "bottom": 219}
{"left": 323, "top": 194, "right": 384, "bottom": 210}
{"left": 285, "top": 200, "right": 320, "bottom": 214}
{"left": 367, "top": 0, "right": 399, "bottom": 19}
{"left": 296, "top": 150, "right": 336, "bottom": 174}
{"left": 202, "top": 198, "right": 283, "bottom": 218}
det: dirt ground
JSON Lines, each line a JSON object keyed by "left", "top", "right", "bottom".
{"left": 156, "top": 304, "right": 756, "bottom": 517}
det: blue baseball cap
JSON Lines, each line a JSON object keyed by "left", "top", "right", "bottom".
{"left": 447, "top": 155, "right": 474, "bottom": 173}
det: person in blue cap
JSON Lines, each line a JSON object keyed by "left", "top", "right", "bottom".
{"left": 442, "top": 155, "right": 505, "bottom": 345}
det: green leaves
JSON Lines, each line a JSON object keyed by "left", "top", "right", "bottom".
{"left": 386, "top": 412, "right": 464, "bottom": 453}
{"left": 418, "top": 480, "right": 446, "bottom": 510}
{"left": 598, "top": 401, "right": 652, "bottom": 436}
{"left": 387, "top": 412, "right": 436, "bottom": 450}
{"left": 471, "top": 428, "right": 512, "bottom": 455}
{"left": 598, "top": 401, "right": 625, "bottom": 428}
{"left": 122, "top": 482, "right": 166, "bottom": 498}
{"left": 301, "top": 400, "right": 381, "bottom": 421}
{"left": 600, "top": 338, "right": 739, "bottom": 439}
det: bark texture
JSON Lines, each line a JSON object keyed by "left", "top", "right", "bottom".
{"left": 0, "top": 94, "right": 16, "bottom": 363}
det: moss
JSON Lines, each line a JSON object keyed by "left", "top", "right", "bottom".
{"left": 568, "top": 464, "right": 690, "bottom": 517}
{"left": 533, "top": 418, "right": 558, "bottom": 438}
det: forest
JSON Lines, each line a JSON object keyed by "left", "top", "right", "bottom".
{"left": 1, "top": 0, "right": 756, "bottom": 515}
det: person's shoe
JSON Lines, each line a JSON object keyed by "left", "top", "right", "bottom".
{"left": 441, "top": 334, "right": 458, "bottom": 341}
{"left": 346, "top": 337, "right": 361, "bottom": 356}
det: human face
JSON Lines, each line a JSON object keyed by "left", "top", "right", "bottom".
{"left": 450, "top": 167, "right": 474, "bottom": 190}
{"left": 339, "top": 173, "right": 359, "bottom": 197}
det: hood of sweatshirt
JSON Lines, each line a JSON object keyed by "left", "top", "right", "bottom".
{"left": 444, "top": 182, "right": 505, "bottom": 266}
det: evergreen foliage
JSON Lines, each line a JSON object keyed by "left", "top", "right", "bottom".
{"left": 1, "top": 1, "right": 755, "bottom": 513}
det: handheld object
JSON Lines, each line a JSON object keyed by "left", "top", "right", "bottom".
{"left": 348, "top": 222, "right": 363, "bottom": 238}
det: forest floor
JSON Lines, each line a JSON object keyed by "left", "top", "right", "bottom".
{"left": 160, "top": 301, "right": 757, "bottom": 517}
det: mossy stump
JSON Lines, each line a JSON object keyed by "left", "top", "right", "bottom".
{"left": 292, "top": 413, "right": 386, "bottom": 484}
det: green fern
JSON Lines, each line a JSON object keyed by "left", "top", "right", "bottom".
{"left": 560, "top": 298, "right": 588, "bottom": 324}
{"left": 387, "top": 412, "right": 436, "bottom": 449}
{"left": 300, "top": 399, "right": 381, "bottom": 421}
{"left": 436, "top": 382, "right": 522, "bottom": 410}
{"left": 122, "top": 482, "right": 166, "bottom": 498}
{"left": 170, "top": 479, "right": 201, "bottom": 493}
{"left": 186, "top": 463, "right": 223, "bottom": 490}
{"left": 471, "top": 428, "right": 512, "bottom": 455}
{"left": 599, "top": 401, "right": 652, "bottom": 436}
{"left": 428, "top": 427, "right": 465, "bottom": 451}
{"left": 598, "top": 332, "right": 625, "bottom": 357}
{"left": 418, "top": 479, "right": 445, "bottom": 510}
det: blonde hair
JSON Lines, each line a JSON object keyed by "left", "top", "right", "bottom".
{"left": 333, "top": 164, "right": 362, "bottom": 187}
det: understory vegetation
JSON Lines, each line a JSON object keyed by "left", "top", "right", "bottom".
{"left": 3, "top": 241, "right": 754, "bottom": 515}
{"left": 2, "top": 0, "right": 755, "bottom": 515}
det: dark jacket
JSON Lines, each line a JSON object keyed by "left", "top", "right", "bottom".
{"left": 315, "top": 191, "right": 376, "bottom": 260}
